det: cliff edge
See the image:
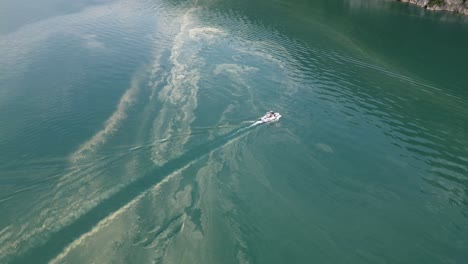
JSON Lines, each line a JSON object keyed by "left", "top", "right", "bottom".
{"left": 399, "top": 0, "right": 468, "bottom": 15}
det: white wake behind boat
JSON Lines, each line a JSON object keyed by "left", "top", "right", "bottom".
{"left": 259, "top": 111, "right": 281, "bottom": 123}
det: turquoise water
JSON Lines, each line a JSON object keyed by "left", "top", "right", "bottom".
{"left": 1, "top": 0, "right": 468, "bottom": 263}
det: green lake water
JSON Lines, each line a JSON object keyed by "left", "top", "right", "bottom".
{"left": 1, "top": 0, "right": 467, "bottom": 263}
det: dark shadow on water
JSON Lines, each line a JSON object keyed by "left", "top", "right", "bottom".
{"left": 9, "top": 124, "right": 257, "bottom": 264}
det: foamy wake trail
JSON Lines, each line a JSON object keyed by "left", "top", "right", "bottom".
{"left": 249, "top": 121, "right": 262, "bottom": 127}
{"left": 51, "top": 128, "right": 256, "bottom": 263}
{"left": 38, "top": 24, "right": 288, "bottom": 263}
{"left": 0, "top": 32, "right": 162, "bottom": 264}
{"left": 49, "top": 163, "right": 192, "bottom": 264}
{"left": 0, "top": 7, "right": 196, "bottom": 264}
{"left": 151, "top": 10, "right": 225, "bottom": 165}
{"left": 0, "top": 5, "right": 293, "bottom": 263}
{"left": 70, "top": 73, "right": 142, "bottom": 164}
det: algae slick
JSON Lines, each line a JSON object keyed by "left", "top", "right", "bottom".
{"left": 1, "top": 0, "right": 468, "bottom": 263}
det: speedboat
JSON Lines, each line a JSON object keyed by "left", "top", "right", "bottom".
{"left": 259, "top": 111, "right": 281, "bottom": 123}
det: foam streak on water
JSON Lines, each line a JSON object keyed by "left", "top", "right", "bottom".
{"left": 1, "top": 0, "right": 468, "bottom": 263}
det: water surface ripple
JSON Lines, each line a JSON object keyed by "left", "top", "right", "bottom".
{"left": 1, "top": 0, "right": 467, "bottom": 263}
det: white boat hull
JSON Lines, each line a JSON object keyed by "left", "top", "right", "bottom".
{"left": 259, "top": 113, "right": 281, "bottom": 123}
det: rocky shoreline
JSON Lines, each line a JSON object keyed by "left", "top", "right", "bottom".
{"left": 398, "top": 0, "right": 468, "bottom": 15}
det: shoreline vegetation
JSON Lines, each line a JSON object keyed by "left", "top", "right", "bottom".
{"left": 397, "top": 0, "right": 468, "bottom": 15}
